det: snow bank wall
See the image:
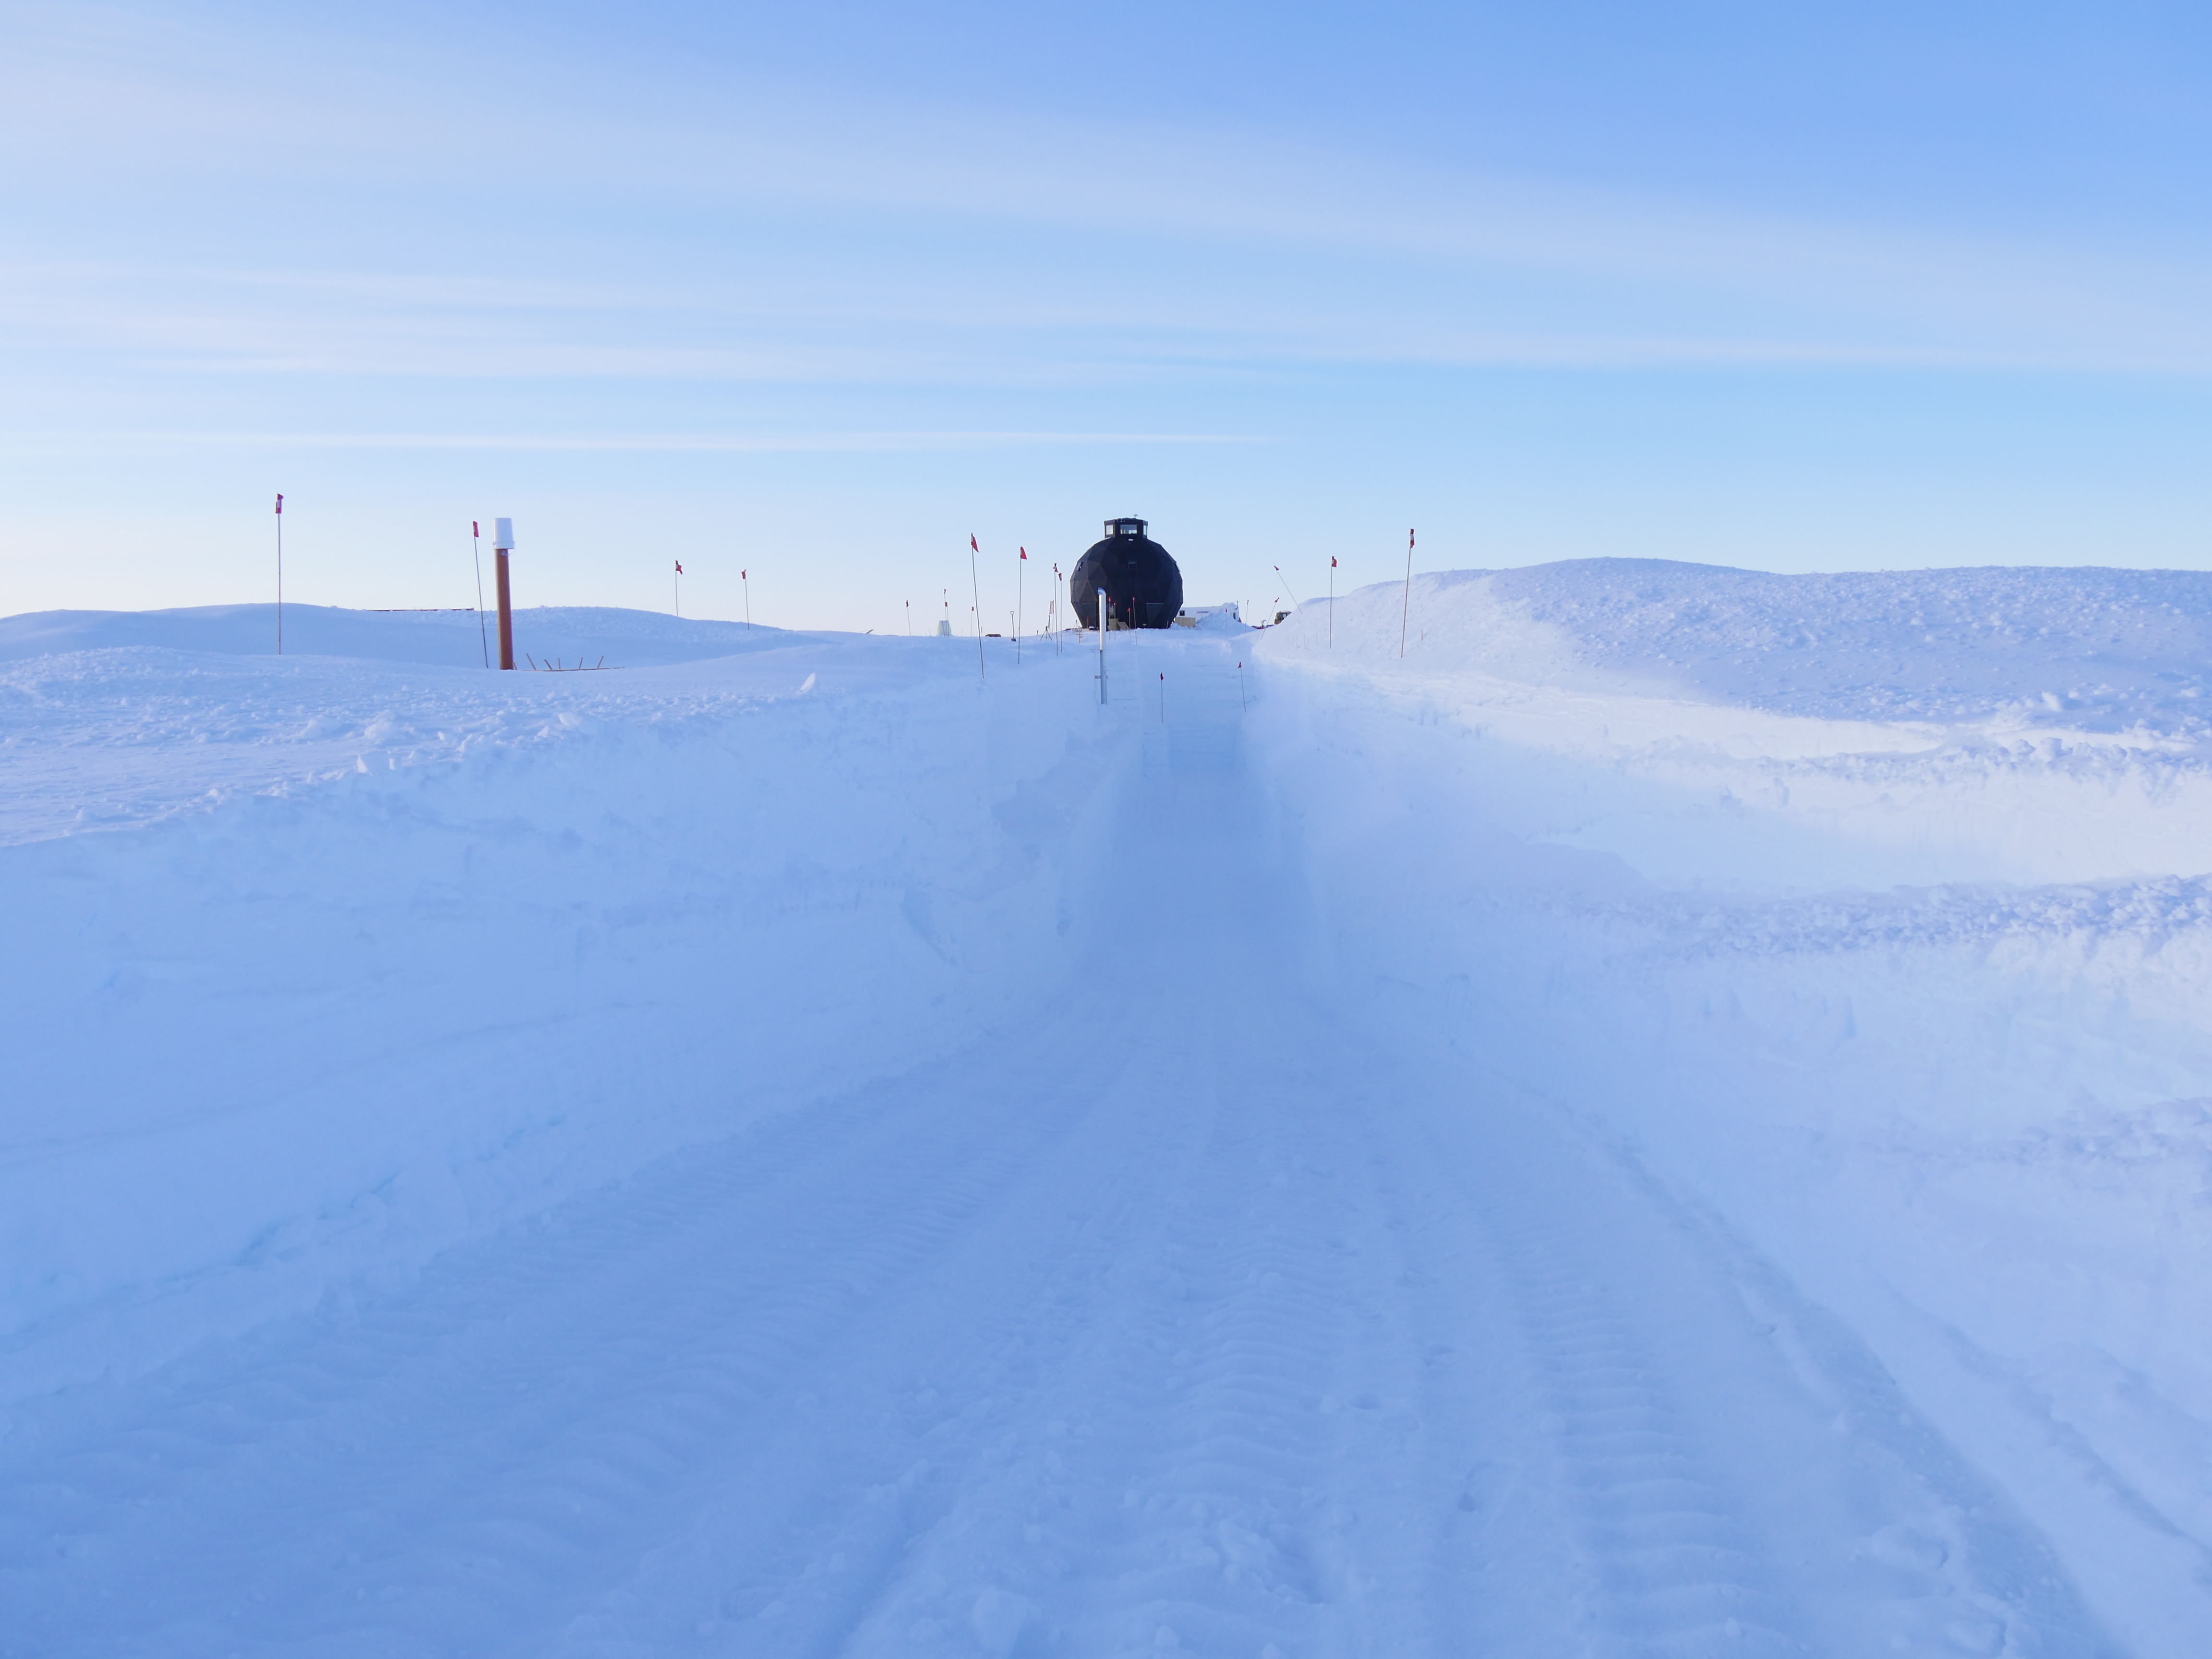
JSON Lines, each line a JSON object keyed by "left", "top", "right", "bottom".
{"left": 0, "top": 642, "right": 1130, "bottom": 1406}
{"left": 1251, "top": 657, "right": 2212, "bottom": 1648}
{"left": 1273, "top": 559, "right": 2212, "bottom": 731}
{"left": 1259, "top": 564, "right": 2212, "bottom": 885}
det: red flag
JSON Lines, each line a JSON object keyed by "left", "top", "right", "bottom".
{"left": 1019, "top": 546, "right": 1027, "bottom": 560}
{"left": 1409, "top": 528, "right": 1416, "bottom": 548}
{"left": 741, "top": 569, "right": 747, "bottom": 580}
{"left": 674, "top": 560, "right": 684, "bottom": 575}
{"left": 1331, "top": 556, "right": 1338, "bottom": 567}
{"left": 970, "top": 534, "right": 979, "bottom": 552}
{"left": 472, "top": 520, "right": 479, "bottom": 537}
{"left": 274, "top": 493, "right": 283, "bottom": 515}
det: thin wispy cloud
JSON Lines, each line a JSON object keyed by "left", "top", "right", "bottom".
{"left": 4, "top": 429, "right": 1262, "bottom": 453}
{"left": 11, "top": 6, "right": 2212, "bottom": 377}
{"left": 6, "top": 253, "right": 2199, "bottom": 384}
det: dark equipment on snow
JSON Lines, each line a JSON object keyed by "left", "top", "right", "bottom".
{"left": 1070, "top": 518, "right": 1183, "bottom": 630}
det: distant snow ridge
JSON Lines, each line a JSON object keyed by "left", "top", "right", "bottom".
{"left": 1278, "top": 560, "right": 2212, "bottom": 733}
{"left": 0, "top": 603, "right": 782, "bottom": 671}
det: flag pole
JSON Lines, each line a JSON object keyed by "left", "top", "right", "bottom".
{"left": 1016, "top": 546, "right": 1025, "bottom": 665}
{"left": 471, "top": 521, "right": 488, "bottom": 667}
{"left": 1329, "top": 555, "right": 1335, "bottom": 647}
{"left": 969, "top": 535, "right": 986, "bottom": 678}
{"left": 673, "top": 559, "right": 682, "bottom": 617}
{"left": 742, "top": 569, "right": 750, "bottom": 626}
{"left": 274, "top": 493, "right": 284, "bottom": 654}
{"left": 1400, "top": 528, "right": 1414, "bottom": 658}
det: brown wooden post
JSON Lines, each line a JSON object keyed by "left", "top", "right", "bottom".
{"left": 494, "top": 517, "right": 516, "bottom": 670}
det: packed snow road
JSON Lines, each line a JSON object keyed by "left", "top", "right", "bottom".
{"left": 5, "top": 582, "right": 2209, "bottom": 1656}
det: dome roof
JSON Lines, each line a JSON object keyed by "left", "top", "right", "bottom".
{"left": 1070, "top": 517, "right": 1184, "bottom": 630}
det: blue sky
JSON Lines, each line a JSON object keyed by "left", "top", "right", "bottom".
{"left": 6, "top": 0, "right": 2212, "bottom": 630}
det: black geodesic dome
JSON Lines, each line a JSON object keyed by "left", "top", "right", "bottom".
{"left": 1070, "top": 518, "right": 1184, "bottom": 630}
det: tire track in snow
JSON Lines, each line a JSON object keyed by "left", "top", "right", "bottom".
{"left": 1468, "top": 1160, "right": 1792, "bottom": 1656}
{"left": 1357, "top": 1036, "right": 2126, "bottom": 1659}
{"left": 566, "top": 1004, "right": 1217, "bottom": 1658}
{"left": 1057, "top": 1024, "right": 1382, "bottom": 1657}
{"left": 0, "top": 1017, "right": 1180, "bottom": 1657}
{"left": 817, "top": 649, "right": 1380, "bottom": 1657}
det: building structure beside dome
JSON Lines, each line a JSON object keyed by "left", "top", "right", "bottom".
{"left": 1070, "top": 518, "right": 1184, "bottom": 630}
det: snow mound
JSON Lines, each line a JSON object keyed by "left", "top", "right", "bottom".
{"left": 1261, "top": 560, "right": 2212, "bottom": 887}
{"left": 1269, "top": 560, "right": 2212, "bottom": 734}
{"left": 0, "top": 635, "right": 1126, "bottom": 1404}
{"left": 0, "top": 603, "right": 783, "bottom": 670}
{"left": 1179, "top": 602, "right": 1250, "bottom": 633}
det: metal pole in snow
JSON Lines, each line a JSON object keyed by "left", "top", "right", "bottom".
{"left": 1097, "top": 587, "right": 1108, "bottom": 705}
{"left": 1017, "top": 547, "right": 1025, "bottom": 665}
{"left": 1329, "top": 556, "right": 1335, "bottom": 648}
{"left": 1400, "top": 528, "right": 1414, "bottom": 658}
{"left": 1159, "top": 671, "right": 1165, "bottom": 722}
{"left": 742, "top": 570, "right": 751, "bottom": 627}
{"left": 673, "top": 560, "right": 681, "bottom": 617}
{"left": 968, "top": 535, "right": 986, "bottom": 678}
{"left": 1238, "top": 661, "right": 1246, "bottom": 711}
{"left": 471, "top": 520, "right": 489, "bottom": 667}
{"left": 274, "top": 493, "right": 283, "bottom": 654}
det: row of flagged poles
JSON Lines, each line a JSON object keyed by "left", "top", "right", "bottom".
{"left": 673, "top": 560, "right": 752, "bottom": 626}
{"left": 277, "top": 499, "right": 523, "bottom": 667}
{"left": 271, "top": 500, "right": 758, "bottom": 672}
{"left": 268, "top": 503, "right": 1417, "bottom": 668}
{"left": 1291, "top": 528, "right": 1418, "bottom": 657}
{"left": 958, "top": 535, "right": 1072, "bottom": 676}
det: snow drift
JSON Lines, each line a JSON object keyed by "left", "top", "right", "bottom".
{"left": 1276, "top": 559, "right": 2212, "bottom": 732}
{"left": 1, "top": 623, "right": 1130, "bottom": 1404}
{"left": 1253, "top": 559, "right": 2212, "bottom": 1655}
{"left": 0, "top": 603, "right": 774, "bottom": 673}
{"left": 1262, "top": 561, "right": 2212, "bottom": 886}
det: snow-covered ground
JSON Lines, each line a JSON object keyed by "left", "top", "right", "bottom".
{"left": 3, "top": 565, "right": 2209, "bottom": 1656}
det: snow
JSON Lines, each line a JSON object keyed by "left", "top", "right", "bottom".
{"left": 0, "top": 603, "right": 771, "bottom": 673}
{"left": 1281, "top": 560, "right": 2212, "bottom": 733}
{"left": 4, "top": 570, "right": 2209, "bottom": 1655}
{"left": 1265, "top": 564, "right": 2212, "bottom": 887}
